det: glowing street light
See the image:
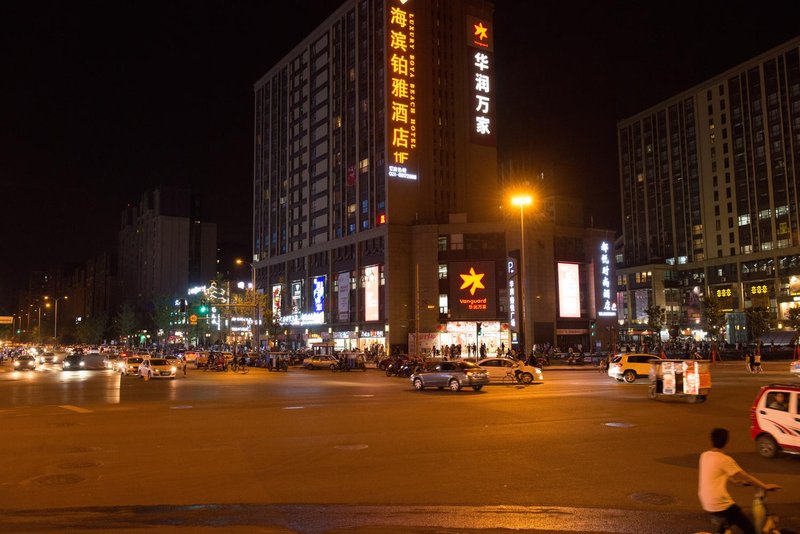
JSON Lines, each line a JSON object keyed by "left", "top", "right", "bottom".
{"left": 44, "top": 295, "right": 68, "bottom": 342}
{"left": 511, "top": 194, "right": 533, "bottom": 357}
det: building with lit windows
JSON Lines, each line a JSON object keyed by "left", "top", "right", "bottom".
{"left": 617, "top": 36, "right": 800, "bottom": 343}
{"left": 253, "top": 0, "right": 617, "bottom": 353}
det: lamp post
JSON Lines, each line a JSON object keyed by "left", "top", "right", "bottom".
{"left": 511, "top": 194, "right": 533, "bottom": 357}
{"left": 45, "top": 295, "right": 68, "bottom": 342}
{"left": 236, "top": 259, "right": 259, "bottom": 350}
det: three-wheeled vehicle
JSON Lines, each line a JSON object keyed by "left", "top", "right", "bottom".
{"left": 648, "top": 359, "right": 711, "bottom": 403}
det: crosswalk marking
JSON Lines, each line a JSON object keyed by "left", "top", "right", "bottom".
{"left": 59, "top": 405, "right": 92, "bottom": 413}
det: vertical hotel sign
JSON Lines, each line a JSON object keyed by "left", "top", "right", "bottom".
{"left": 466, "top": 15, "right": 495, "bottom": 146}
{"left": 597, "top": 241, "right": 618, "bottom": 317}
{"left": 387, "top": 0, "right": 418, "bottom": 180}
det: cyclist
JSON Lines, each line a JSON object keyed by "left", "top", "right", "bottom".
{"left": 698, "top": 427, "right": 781, "bottom": 534}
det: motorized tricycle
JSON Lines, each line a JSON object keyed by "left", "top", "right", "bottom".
{"left": 648, "top": 358, "right": 711, "bottom": 403}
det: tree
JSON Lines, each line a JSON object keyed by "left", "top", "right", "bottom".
{"left": 746, "top": 306, "right": 773, "bottom": 345}
{"left": 151, "top": 296, "right": 175, "bottom": 344}
{"left": 113, "top": 303, "right": 138, "bottom": 346}
{"left": 75, "top": 314, "right": 108, "bottom": 345}
{"left": 645, "top": 304, "right": 665, "bottom": 342}
{"left": 784, "top": 306, "right": 800, "bottom": 332}
{"left": 701, "top": 293, "right": 726, "bottom": 342}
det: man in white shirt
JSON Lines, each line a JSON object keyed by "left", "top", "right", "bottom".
{"left": 698, "top": 428, "right": 781, "bottom": 533}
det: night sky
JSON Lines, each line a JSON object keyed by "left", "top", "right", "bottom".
{"left": 2, "top": 0, "right": 798, "bottom": 312}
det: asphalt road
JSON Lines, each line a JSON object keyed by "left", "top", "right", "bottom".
{"left": 0, "top": 359, "right": 798, "bottom": 533}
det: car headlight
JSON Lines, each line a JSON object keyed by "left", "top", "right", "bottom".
{"left": 79, "top": 361, "right": 85, "bottom": 367}
{"left": 13, "top": 361, "right": 20, "bottom": 367}
{"left": 64, "top": 362, "right": 70, "bottom": 368}
{"left": 170, "top": 366, "right": 177, "bottom": 372}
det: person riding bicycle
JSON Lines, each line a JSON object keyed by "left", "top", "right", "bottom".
{"left": 698, "top": 427, "right": 781, "bottom": 534}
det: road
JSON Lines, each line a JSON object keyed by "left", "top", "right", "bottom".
{"left": 0, "top": 359, "right": 798, "bottom": 533}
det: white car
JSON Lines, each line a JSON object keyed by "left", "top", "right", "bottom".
{"left": 119, "top": 356, "right": 144, "bottom": 376}
{"left": 304, "top": 355, "right": 339, "bottom": 370}
{"left": 138, "top": 358, "right": 177, "bottom": 380}
{"left": 477, "top": 357, "right": 543, "bottom": 384}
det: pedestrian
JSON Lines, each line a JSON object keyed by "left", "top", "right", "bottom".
{"left": 182, "top": 355, "right": 188, "bottom": 376}
{"left": 698, "top": 428, "right": 780, "bottom": 534}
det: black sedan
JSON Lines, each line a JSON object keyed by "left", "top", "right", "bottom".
{"left": 62, "top": 354, "right": 84, "bottom": 370}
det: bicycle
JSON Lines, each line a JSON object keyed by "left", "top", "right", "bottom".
{"left": 705, "top": 486, "right": 781, "bottom": 534}
{"left": 230, "top": 360, "right": 249, "bottom": 374}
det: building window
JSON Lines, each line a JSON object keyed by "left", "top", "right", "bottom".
{"left": 438, "top": 264, "right": 448, "bottom": 279}
{"left": 437, "top": 236, "right": 448, "bottom": 251}
{"left": 439, "top": 293, "right": 448, "bottom": 314}
{"left": 738, "top": 214, "right": 750, "bottom": 226}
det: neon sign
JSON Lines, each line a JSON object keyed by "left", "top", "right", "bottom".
{"left": 387, "top": 0, "right": 417, "bottom": 180}
{"left": 312, "top": 276, "right": 325, "bottom": 314}
{"left": 449, "top": 261, "right": 496, "bottom": 318}
{"left": 597, "top": 241, "right": 618, "bottom": 317}
{"left": 466, "top": 15, "right": 495, "bottom": 146}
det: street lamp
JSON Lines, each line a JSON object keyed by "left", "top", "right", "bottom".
{"left": 236, "top": 259, "right": 259, "bottom": 349}
{"left": 511, "top": 194, "right": 533, "bottom": 357}
{"left": 44, "top": 295, "right": 68, "bottom": 342}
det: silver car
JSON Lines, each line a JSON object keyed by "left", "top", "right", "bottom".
{"left": 410, "top": 361, "right": 490, "bottom": 392}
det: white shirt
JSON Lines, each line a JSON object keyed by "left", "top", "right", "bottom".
{"left": 698, "top": 450, "right": 741, "bottom": 512}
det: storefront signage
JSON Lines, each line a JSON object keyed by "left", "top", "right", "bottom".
{"left": 365, "top": 265, "right": 380, "bottom": 321}
{"left": 557, "top": 262, "right": 581, "bottom": 318}
{"left": 749, "top": 283, "right": 769, "bottom": 308}
{"left": 448, "top": 261, "right": 496, "bottom": 319}
{"left": 447, "top": 321, "right": 500, "bottom": 333}
{"left": 597, "top": 241, "right": 617, "bottom": 317}
{"left": 507, "top": 257, "right": 517, "bottom": 330}
{"left": 714, "top": 284, "right": 735, "bottom": 311}
{"left": 278, "top": 312, "right": 325, "bottom": 326}
{"left": 337, "top": 272, "right": 350, "bottom": 322}
{"left": 466, "top": 15, "right": 495, "bottom": 146}
{"left": 333, "top": 331, "right": 356, "bottom": 339}
{"left": 312, "top": 275, "right": 325, "bottom": 314}
{"left": 387, "top": 0, "right": 417, "bottom": 180}
{"left": 359, "top": 330, "right": 384, "bottom": 338}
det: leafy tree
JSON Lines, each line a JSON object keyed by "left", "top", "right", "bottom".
{"left": 114, "top": 303, "right": 138, "bottom": 346}
{"left": 645, "top": 304, "right": 665, "bottom": 339}
{"left": 75, "top": 314, "right": 108, "bottom": 345}
{"left": 151, "top": 296, "right": 175, "bottom": 343}
{"left": 746, "top": 306, "right": 773, "bottom": 345}
{"left": 784, "top": 306, "right": 800, "bottom": 332}
{"left": 701, "top": 293, "right": 726, "bottom": 342}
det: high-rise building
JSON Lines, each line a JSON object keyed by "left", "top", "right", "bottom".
{"left": 617, "top": 36, "right": 800, "bottom": 343}
{"left": 118, "top": 186, "right": 217, "bottom": 306}
{"left": 253, "top": 0, "right": 617, "bottom": 353}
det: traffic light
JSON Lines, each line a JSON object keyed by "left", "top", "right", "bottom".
{"left": 477, "top": 322, "right": 482, "bottom": 335}
{"left": 591, "top": 321, "right": 596, "bottom": 337}
{"left": 199, "top": 299, "right": 208, "bottom": 314}
{"left": 179, "top": 299, "right": 186, "bottom": 313}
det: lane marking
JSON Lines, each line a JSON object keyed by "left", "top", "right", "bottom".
{"left": 170, "top": 405, "right": 193, "bottom": 409}
{"left": 60, "top": 405, "right": 92, "bottom": 413}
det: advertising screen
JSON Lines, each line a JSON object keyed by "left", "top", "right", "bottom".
{"left": 291, "top": 280, "right": 303, "bottom": 315}
{"left": 364, "top": 266, "right": 380, "bottom": 321}
{"left": 271, "top": 285, "right": 282, "bottom": 318}
{"left": 557, "top": 262, "right": 581, "bottom": 318}
{"left": 312, "top": 275, "right": 325, "bottom": 314}
{"left": 448, "top": 261, "right": 496, "bottom": 319}
{"left": 337, "top": 272, "right": 350, "bottom": 322}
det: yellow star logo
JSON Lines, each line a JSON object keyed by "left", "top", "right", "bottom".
{"left": 460, "top": 267, "right": 485, "bottom": 295}
{"left": 474, "top": 22, "right": 488, "bottom": 41}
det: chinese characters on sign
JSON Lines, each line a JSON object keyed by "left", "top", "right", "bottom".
{"left": 597, "top": 241, "right": 618, "bottom": 317}
{"left": 271, "top": 285, "right": 282, "bottom": 318}
{"left": 448, "top": 261, "right": 496, "bottom": 319}
{"left": 466, "top": 15, "right": 495, "bottom": 146}
{"left": 387, "top": 1, "right": 417, "bottom": 180}
{"left": 312, "top": 276, "right": 325, "bottom": 314}
{"left": 507, "top": 258, "right": 517, "bottom": 330}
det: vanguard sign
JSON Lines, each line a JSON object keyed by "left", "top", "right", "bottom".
{"left": 448, "top": 261, "right": 496, "bottom": 319}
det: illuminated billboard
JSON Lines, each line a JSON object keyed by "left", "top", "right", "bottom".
{"left": 271, "top": 285, "right": 282, "bottom": 318}
{"left": 337, "top": 272, "right": 350, "bottom": 322}
{"left": 507, "top": 257, "right": 518, "bottom": 331}
{"left": 386, "top": 0, "right": 418, "bottom": 180}
{"left": 557, "top": 262, "right": 581, "bottom": 318}
{"left": 312, "top": 275, "right": 325, "bottom": 314}
{"left": 466, "top": 15, "right": 495, "bottom": 146}
{"left": 291, "top": 280, "right": 303, "bottom": 315}
{"left": 364, "top": 266, "right": 380, "bottom": 321}
{"left": 448, "top": 261, "right": 496, "bottom": 319}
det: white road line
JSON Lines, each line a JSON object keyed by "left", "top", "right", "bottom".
{"left": 59, "top": 405, "right": 92, "bottom": 413}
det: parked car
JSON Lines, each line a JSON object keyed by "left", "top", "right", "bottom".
{"left": 119, "top": 356, "right": 144, "bottom": 376}
{"left": 410, "top": 360, "right": 490, "bottom": 392}
{"left": 791, "top": 360, "right": 800, "bottom": 377}
{"left": 477, "top": 357, "right": 543, "bottom": 384}
{"left": 608, "top": 353, "right": 659, "bottom": 383}
{"left": 13, "top": 355, "right": 38, "bottom": 371}
{"left": 304, "top": 355, "right": 340, "bottom": 370}
{"left": 750, "top": 383, "right": 800, "bottom": 458}
{"left": 138, "top": 358, "right": 177, "bottom": 380}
